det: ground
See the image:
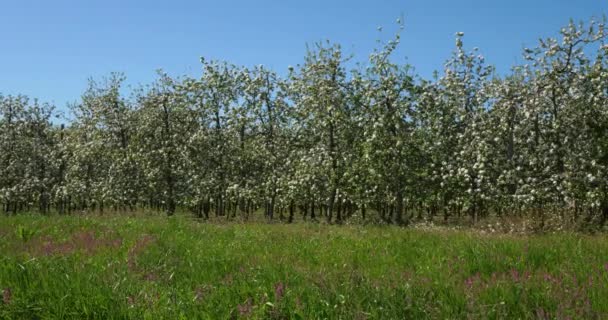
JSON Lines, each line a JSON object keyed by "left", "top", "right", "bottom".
{"left": 0, "top": 214, "right": 607, "bottom": 319}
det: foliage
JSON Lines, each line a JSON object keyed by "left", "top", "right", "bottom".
{"left": 1, "top": 18, "right": 607, "bottom": 227}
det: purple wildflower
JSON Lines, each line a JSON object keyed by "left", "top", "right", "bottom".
{"left": 274, "top": 282, "right": 285, "bottom": 301}
{"left": 510, "top": 269, "right": 520, "bottom": 282}
{"left": 536, "top": 307, "right": 546, "bottom": 319}
{"left": 237, "top": 298, "right": 253, "bottom": 316}
{"left": 2, "top": 288, "right": 11, "bottom": 305}
{"left": 465, "top": 277, "right": 475, "bottom": 289}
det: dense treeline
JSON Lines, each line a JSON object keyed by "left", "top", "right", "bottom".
{"left": 1, "top": 19, "right": 608, "bottom": 226}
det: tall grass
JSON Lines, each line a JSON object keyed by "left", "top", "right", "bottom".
{"left": 0, "top": 215, "right": 607, "bottom": 319}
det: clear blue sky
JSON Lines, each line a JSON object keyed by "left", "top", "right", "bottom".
{"left": 1, "top": 0, "right": 606, "bottom": 112}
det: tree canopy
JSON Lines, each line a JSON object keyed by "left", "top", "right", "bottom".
{"left": 1, "top": 18, "right": 607, "bottom": 227}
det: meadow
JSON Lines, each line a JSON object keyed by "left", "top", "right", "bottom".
{"left": 0, "top": 215, "right": 607, "bottom": 319}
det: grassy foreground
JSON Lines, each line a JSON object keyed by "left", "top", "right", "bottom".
{"left": 0, "top": 215, "right": 607, "bottom": 319}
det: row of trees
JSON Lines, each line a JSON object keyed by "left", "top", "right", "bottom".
{"left": 1, "top": 19, "right": 608, "bottom": 225}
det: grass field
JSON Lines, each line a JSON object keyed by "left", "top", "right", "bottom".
{"left": 0, "top": 215, "right": 607, "bottom": 319}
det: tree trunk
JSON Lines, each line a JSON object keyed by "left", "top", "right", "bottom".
{"left": 288, "top": 201, "right": 295, "bottom": 223}
{"left": 394, "top": 191, "right": 404, "bottom": 225}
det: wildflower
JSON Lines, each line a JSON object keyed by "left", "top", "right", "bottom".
{"left": 465, "top": 277, "right": 475, "bottom": 289}
{"left": 194, "top": 286, "right": 205, "bottom": 302}
{"left": 510, "top": 269, "right": 520, "bottom": 282}
{"left": 237, "top": 298, "right": 253, "bottom": 316}
{"left": 2, "top": 288, "right": 11, "bottom": 304}
{"left": 274, "top": 282, "right": 285, "bottom": 301}
{"left": 536, "top": 307, "right": 546, "bottom": 319}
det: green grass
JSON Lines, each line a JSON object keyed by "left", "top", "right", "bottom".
{"left": 0, "top": 215, "right": 607, "bottom": 319}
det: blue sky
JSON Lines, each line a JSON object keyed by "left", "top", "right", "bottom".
{"left": 1, "top": 0, "right": 606, "bottom": 112}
